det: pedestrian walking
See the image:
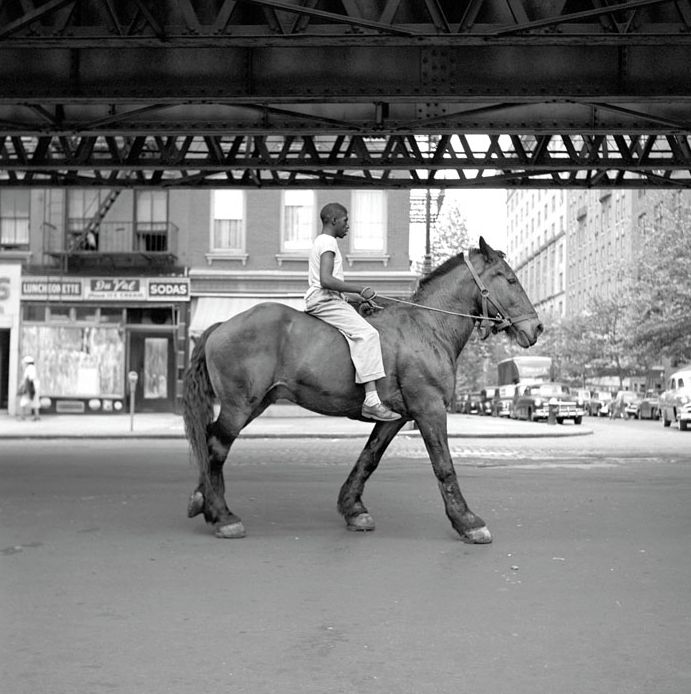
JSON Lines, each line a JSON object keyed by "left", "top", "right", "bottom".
{"left": 18, "top": 355, "right": 40, "bottom": 421}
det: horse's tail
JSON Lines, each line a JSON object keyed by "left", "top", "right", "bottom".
{"left": 182, "top": 323, "right": 222, "bottom": 479}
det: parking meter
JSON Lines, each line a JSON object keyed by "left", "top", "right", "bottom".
{"left": 127, "top": 370, "right": 139, "bottom": 431}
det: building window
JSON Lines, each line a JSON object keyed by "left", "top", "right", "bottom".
{"left": 136, "top": 191, "right": 168, "bottom": 251}
{"left": 350, "top": 190, "right": 386, "bottom": 252}
{"left": 212, "top": 190, "right": 245, "bottom": 252}
{"left": 281, "top": 190, "right": 316, "bottom": 252}
{"left": 1, "top": 189, "right": 30, "bottom": 248}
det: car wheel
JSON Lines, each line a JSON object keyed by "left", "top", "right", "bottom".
{"left": 681, "top": 420, "right": 688, "bottom": 432}
{"left": 556, "top": 417, "right": 564, "bottom": 425}
{"left": 662, "top": 410, "right": 671, "bottom": 428}
{"left": 574, "top": 416, "right": 582, "bottom": 425}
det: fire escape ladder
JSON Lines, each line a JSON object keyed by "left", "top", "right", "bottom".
{"left": 74, "top": 189, "right": 122, "bottom": 251}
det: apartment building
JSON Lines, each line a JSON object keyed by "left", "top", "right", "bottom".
{"left": 506, "top": 189, "right": 567, "bottom": 320}
{"left": 506, "top": 188, "right": 689, "bottom": 319}
{"left": 0, "top": 188, "right": 416, "bottom": 416}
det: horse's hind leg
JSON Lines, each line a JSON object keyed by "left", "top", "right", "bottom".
{"left": 338, "top": 419, "right": 407, "bottom": 531}
{"left": 188, "top": 406, "right": 254, "bottom": 538}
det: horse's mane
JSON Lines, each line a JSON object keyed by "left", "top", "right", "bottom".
{"left": 411, "top": 253, "right": 466, "bottom": 300}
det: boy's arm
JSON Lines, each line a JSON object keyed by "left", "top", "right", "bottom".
{"left": 319, "top": 251, "right": 375, "bottom": 298}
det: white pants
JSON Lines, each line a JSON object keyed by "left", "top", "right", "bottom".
{"left": 305, "top": 291, "right": 386, "bottom": 384}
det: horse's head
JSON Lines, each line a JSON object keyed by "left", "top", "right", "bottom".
{"left": 470, "top": 237, "right": 543, "bottom": 348}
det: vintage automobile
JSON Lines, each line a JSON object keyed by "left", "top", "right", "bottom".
{"left": 513, "top": 382, "right": 585, "bottom": 424}
{"left": 496, "top": 384, "right": 516, "bottom": 417}
{"left": 634, "top": 390, "right": 661, "bottom": 420}
{"left": 659, "top": 366, "right": 691, "bottom": 431}
{"left": 610, "top": 390, "right": 642, "bottom": 419}
{"left": 588, "top": 390, "right": 613, "bottom": 417}
{"left": 480, "top": 386, "right": 501, "bottom": 416}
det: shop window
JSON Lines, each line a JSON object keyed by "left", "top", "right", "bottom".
{"left": 144, "top": 338, "right": 169, "bottom": 399}
{"left": 127, "top": 308, "right": 173, "bottom": 325}
{"left": 349, "top": 191, "right": 386, "bottom": 253}
{"left": 99, "top": 307, "right": 125, "bottom": 324}
{"left": 21, "top": 325, "right": 125, "bottom": 398}
{"left": 0, "top": 190, "right": 30, "bottom": 249}
{"left": 48, "top": 306, "right": 72, "bottom": 322}
{"left": 75, "top": 306, "right": 99, "bottom": 322}
{"left": 23, "top": 305, "right": 46, "bottom": 322}
{"left": 281, "top": 190, "right": 315, "bottom": 252}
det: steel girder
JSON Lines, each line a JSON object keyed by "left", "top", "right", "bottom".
{"left": 0, "top": 0, "right": 690, "bottom": 188}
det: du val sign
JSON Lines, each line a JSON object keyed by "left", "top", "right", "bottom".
{"left": 85, "top": 278, "right": 146, "bottom": 301}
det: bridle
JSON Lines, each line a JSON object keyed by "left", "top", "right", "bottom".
{"left": 462, "top": 254, "right": 539, "bottom": 339}
{"left": 377, "top": 253, "right": 537, "bottom": 338}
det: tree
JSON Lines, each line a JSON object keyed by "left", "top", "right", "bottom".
{"left": 631, "top": 193, "right": 691, "bottom": 366}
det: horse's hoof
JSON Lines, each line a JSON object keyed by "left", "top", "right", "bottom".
{"left": 187, "top": 490, "right": 204, "bottom": 518}
{"left": 215, "top": 522, "right": 246, "bottom": 539}
{"left": 462, "top": 525, "right": 492, "bottom": 544}
{"left": 346, "top": 513, "right": 375, "bottom": 532}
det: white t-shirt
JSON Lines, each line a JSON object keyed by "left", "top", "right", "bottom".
{"left": 305, "top": 234, "right": 345, "bottom": 304}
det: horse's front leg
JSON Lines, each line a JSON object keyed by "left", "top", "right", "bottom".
{"left": 415, "top": 411, "right": 492, "bottom": 544}
{"left": 338, "top": 419, "right": 408, "bottom": 531}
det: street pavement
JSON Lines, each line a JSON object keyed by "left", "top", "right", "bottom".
{"left": 3, "top": 433, "right": 690, "bottom": 694}
{"left": 0, "top": 403, "right": 592, "bottom": 439}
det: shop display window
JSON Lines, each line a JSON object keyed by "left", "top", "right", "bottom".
{"left": 21, "top": 325, "right": 125, "bottom": 397}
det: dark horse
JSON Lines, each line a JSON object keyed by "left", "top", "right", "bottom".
{"left": 183, "top": 237, "right": 542, "bottom": 543}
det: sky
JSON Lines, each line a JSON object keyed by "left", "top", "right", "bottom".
{"left": 409, "top": 188, "right": 508, "bottom": 265}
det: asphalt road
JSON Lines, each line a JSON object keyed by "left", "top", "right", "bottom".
{"left": 2, "top": 418, "right": 690, "bottom": 694}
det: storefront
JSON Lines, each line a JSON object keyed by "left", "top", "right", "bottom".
{"left": 20, "top": 274, "right": 190, "bottom": 414}
{"left": 0, "top": 261, "right": 22, "bottom": 414}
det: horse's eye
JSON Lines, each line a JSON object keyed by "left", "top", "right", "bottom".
{"left": 507, "top": 276, "right": 518, "bottom": 284}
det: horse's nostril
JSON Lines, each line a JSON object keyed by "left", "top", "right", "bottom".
{"left": 536, "top": 322, "right": 544, "bottom": 337}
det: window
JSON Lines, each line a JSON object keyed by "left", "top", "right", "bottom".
{"left": 350, "top": 191, "right": 386, "bottom": 252}
{"left": 212, "top": 190, "right": 245, "bottom": 252}
{"left": 136, "top": 191, "right": 168, "bottom": 251}
{"left": 282, "top": 190, "right": 316, "bottom": 252}
{"left": 1, "top": 190, "right": 30, "bottom": 248}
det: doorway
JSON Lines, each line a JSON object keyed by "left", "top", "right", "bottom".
{"left": 0, "top": 329, "right": 9, "bottom": 410}
{"left": 128, "top": 331, "right": 175, "bottom": 412}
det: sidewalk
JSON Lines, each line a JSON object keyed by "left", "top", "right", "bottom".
{"left": 0, "top": 404, "right": 591, "bottom": 439}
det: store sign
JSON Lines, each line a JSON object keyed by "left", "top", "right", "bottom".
{"left": 21, "top": 278, "right": 83, "bottom": 299}
{"left": 21, "top": 275, "right": 190, "bottom": 302}
{"left": 147, "top": 279, "right": 190, "bottom": 301}
{"left": 85, "top": 278, "right": 146, "bottom": 301}
{"left": 0, "top": 264, "right": 21, "bottom": 318}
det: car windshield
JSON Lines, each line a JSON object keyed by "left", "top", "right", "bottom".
{"left": 621, "top": 392, "right": 638, "bottom": 402}
{"left": 535, "top": 384, "right": 568, "bottom": 397}
{"left": 597, "top": 392, "right": 612, "bottom": 400}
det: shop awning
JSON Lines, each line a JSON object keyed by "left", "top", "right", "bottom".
{"left": 189, "top": 296, "right": 304, "bottom": 336}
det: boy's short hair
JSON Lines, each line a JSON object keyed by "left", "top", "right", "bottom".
{"left": 320, "top": 202, "right": 347, "bottom": 224}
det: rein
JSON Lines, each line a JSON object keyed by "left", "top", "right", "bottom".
{"left": 378, "top": 254, "right": 538, "bottom": 339}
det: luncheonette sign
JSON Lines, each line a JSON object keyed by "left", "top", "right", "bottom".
{"left": 21, "top": 276, "right": 190, "bottom": 302}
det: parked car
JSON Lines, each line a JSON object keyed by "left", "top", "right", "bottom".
{"left": 513, "top": 382, "right": 585, "bottom": 424}
{"left": 496, "top": 384, "right": 516, "bottom": 418}
{"left": 588, "top": 390, "right": 613, "bottom": 417}
{"left": 609, "top": 390, "right": 642, "bottom": 419}
{"left": 466, "top": 391, "right": 483, "bottom": 415}
{"left": 480, "top": 386, "right": 501, "bottom": 416}
{"left": 659, "top": 366, "right": 691, "bottom": 431}
{"left": 634, "top": 390, "right": 661, "bottom": 420}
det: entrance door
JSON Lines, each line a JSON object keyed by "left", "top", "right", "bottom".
{"left": 128, "top": 332, "right": 175, "bottom": 412}
{"left": 0, "top": 329, "right": 9, "bottom": 410}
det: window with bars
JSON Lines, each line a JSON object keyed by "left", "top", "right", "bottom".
{"left": 350, "top": 191, "right": 386, "bottom": 252}
{"left": 212, "top": 190, "right": 245, "bottom": 251}
{"left": 0, "top": 190, "right": 30, "bottom": 248}
{"left": 282, "top": 190, "right": 315, "bottom": 252}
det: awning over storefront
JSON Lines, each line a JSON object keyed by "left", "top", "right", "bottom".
{"left": 189, "top": 296, "right": 304, "bottom": 336}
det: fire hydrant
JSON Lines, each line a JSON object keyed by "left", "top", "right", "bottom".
{"left": 547, "top": 397, "right": 558, "bottom": 425}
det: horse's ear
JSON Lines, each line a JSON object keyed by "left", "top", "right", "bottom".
{"left": 479, "top": 236, "right": 495, "bottom": 261}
